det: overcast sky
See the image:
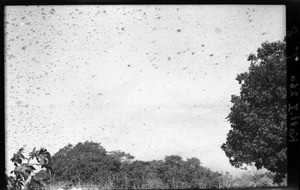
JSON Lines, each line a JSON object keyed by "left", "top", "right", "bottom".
{"left": 5, "top": 5, "right": 285, "bottom": 176}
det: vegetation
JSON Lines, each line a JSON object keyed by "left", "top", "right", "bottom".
{"left": 6, "top": 142, "right": 279, "bottom": 189}
{"left": 6, "top": 147, "right": 52, "bottom": 190}
{"left": 50, "top": 141, "right": 276, "bottom": 189}
{"left": 221, "top": 41, "right": 287, "bottom": 184}
{"left": 51, "top": 141, "right": 220, "bottom": 189}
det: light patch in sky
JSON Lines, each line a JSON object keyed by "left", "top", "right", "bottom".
{"left": 5, "top": 5, "right": 285, "bottom": 176}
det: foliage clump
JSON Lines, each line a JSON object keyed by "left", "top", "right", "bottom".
{"left": 52, "top": 141, "right": 221, "bottom": 189}
{"left": 6, "top": 147, "right": 52, "bottom": 190}
{"left": 222, "top": 41, "right": 286, "bottom": 184}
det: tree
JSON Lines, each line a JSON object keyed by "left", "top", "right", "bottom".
{"left": 108, "top": 150, "right": 135, "bottom": 166}
{"left": 126, "top": 160, "right": 150, "bottom": 188}
{"left": 221, "top": 41, "right": 286, "bottom": 184}
{"left": 219, "top": 172, "right": 233, "bottom": 189}
{"left": 163, "top": 155, "right": 184, "bottom": 188}
{"left": 106, "top": 150, "right": 135, "bottom": 188}
{"left": 231, "top": 170, "right": 275, "bottom": 188}
{"left": 52, "top": 141, "right": 120, "bottom": 185}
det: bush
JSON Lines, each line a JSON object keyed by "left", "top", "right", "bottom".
{"left": 52, "top": 141, "right": 121, "bottom": 185}
{"left": 6, "top": 147, "right": 52, "bottom": 190}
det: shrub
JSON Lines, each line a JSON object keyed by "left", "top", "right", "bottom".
{"left": 6, "top": 147, "right": 52, "bottom": 190}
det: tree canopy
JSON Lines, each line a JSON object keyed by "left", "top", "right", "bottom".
{"left": 52, "top": 141, "right": 119, "bottom": 184}
{"left": 52, "top": 142, "right": 222, "bottom": 189}
{"left": 221, "top": 41, "right": 286, "bottom": 184}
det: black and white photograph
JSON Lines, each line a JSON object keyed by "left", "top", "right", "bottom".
{"left": 4, "top": 5, "right": 287, "bottom": 190}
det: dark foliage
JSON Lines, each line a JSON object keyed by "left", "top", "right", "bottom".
{"left": 52, "top": 141, "right": 221, "bottom": 189}
{"left": 7, "top": 147, "right": 52, "bottom": 190}
{"left": 52, "top": 141, "right": 119, "bottom": 184}
{"left": 221, "top": 41, "right": 286, "bottom": 184}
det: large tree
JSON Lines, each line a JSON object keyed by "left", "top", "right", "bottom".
{"left": 221, "top": 41, "right": 286, "bottom": 184}
{"left": 52, "top": 141, "right": 120, "bottom": 184}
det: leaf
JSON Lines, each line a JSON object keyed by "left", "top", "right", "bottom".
{"left": 29, "top": 147, "right": 37, "bottom": 160}
{"left": 36, "top": 179, "right": 47, "bottom": 187}
{"left": 17, "top": 147, "right": 25, "bottom": 160}
{"left": 11, "top": 153, "right": 22, "bottom": 165}
{"left": 32, "top": 170, "right": 51, "bottom": 187}
{"left": 11, "top": 147, "right": 26, "bottom": 165}
{"left": 18, "top": 147, "right": 24, "bottom": 153}
{"left": 36, "top": 148, "right": 52, "bottom": 169}
{"left": 14, "top": 164, "right": 35, "bottom": 182}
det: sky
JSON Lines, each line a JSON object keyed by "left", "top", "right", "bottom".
{"left": 5, "top": 5, "right": 285, "bottom": 176}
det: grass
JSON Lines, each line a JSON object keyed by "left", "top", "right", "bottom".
{"left": 46, "top": 184, "right": 100, "bottom": 190}
{"left": 44, "top": 181, "right": 114, "bottom": 190}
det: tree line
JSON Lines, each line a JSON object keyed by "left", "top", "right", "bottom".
{"left": 52, "top": 141, "right": 220, "bottom": 189}
{"left": 51, "top": 141, "right": 278, "bottom": 189}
